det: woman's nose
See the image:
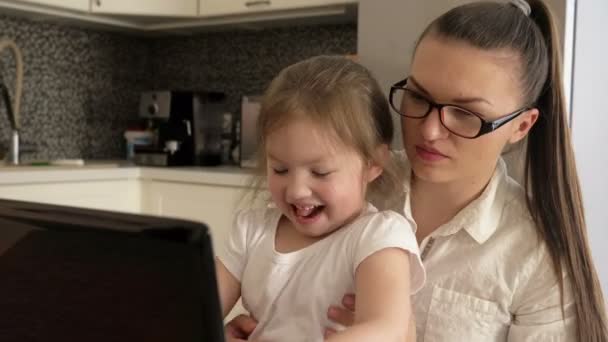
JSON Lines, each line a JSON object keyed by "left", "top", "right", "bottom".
{"left": 420, "top": 107, "right": 449, "bottom": 141}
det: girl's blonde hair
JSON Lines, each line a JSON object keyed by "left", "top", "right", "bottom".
{"left": 249, "top": 55, "right": 403, "bottom": 210}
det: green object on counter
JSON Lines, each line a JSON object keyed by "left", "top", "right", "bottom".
{"left": 28, "top": 161, "right": 51, "bottom": 166}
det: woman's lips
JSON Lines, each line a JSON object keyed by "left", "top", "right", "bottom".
{"left": 415, "top": 145, "right": 448, "bottom": 162}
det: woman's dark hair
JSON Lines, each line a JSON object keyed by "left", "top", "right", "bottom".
{"left": 418, "top": 1, "right": 607, "bottom": 340}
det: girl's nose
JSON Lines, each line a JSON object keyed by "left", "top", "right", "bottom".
{"left": 285, "top": 174, "right": 312, "bottom": 201}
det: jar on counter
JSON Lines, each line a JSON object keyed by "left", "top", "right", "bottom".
{"left": 124, "top": 130, "right": 154, "bottom": 161}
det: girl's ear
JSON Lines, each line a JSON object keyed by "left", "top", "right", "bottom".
{"left": 366, "top": 144, "right": 389, "bottom": 183}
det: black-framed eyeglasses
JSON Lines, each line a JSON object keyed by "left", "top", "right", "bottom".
{"left": 389, "top": 78, "right": 529, "bottom": 139}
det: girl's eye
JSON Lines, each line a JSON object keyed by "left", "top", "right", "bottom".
{"left": 312, "top": 170, "right": 332, "bottom": 178}
{"left": 272, "top": 168, "right": 288, "bottom": 175}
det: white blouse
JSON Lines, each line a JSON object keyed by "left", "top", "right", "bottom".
{"left": 401, "top": 157, "right": 576, "bottom": 341}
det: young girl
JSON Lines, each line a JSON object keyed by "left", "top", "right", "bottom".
{"left": 215, "top": 55, "right": 425, "bottom": 342}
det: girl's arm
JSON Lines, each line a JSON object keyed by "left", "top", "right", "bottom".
{"left": 326, "top": 247, "right": 414, "bottom": 342}
{"left": 215, "top": 258, "right": 241, "bottom": 318}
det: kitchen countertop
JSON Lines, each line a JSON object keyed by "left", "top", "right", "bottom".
{"left": 142, "top": 165, "right": 256, "bottom": 187}
{"left": 0, "top": 160, "right": 257, "bottom": 187}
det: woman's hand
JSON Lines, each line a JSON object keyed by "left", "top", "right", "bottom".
{"left": 324, "top": 294, "right": 356, "bottom": 338}
{"left": 225, "top": 314, "right": 258, "bottom": 342}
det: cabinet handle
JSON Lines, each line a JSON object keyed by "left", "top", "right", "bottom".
{"left": 245, "top": 0, "right": 271, "bottom": 7}
{"left": 94, "top": 0, "right": 101, "bottom": 6}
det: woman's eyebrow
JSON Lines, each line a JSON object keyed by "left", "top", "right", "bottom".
{"left": 409, "top": 76, "right": 492, "bottom": 106}
{"left": 408, "top": 76, "right": 431, "bottom": 96}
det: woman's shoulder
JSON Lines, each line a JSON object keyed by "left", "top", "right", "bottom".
{"left": 494, "top": 158, "right": 535, "bottom": 223}
{"left": 492, "top": 182, "right": 575, "bottom": 323}
{"left": 482, "top": 161, "right": 543, "bottom": 255}
{"left": 494, "top": 179, "right": 537, "bottom": 241}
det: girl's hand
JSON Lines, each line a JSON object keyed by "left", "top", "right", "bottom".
{"left": 324, "top": 294, "right": 356, "bottom": 338}
{"left": 225, "top": 314, "right": 258, "bottom": 342}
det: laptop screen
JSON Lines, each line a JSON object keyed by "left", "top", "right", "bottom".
{"left": 0, "top": 200, "right": 225, "bottom": 342}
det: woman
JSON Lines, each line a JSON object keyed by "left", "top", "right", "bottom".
{"left": 227, "top": 0, "right": 608, "bottom": 341}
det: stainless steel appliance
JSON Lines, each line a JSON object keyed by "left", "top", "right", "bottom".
{"left": 239, "top": 95, "right": 262, "bottom": 168}
{"left": 134, "top": 90, "right": 227, "bottom": 167}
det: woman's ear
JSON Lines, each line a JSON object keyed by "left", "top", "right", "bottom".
{"left": 366, "top": 144, "right": 389, "bottom": 183}
{"left": 509, "top": 108, "right": 539, "bottom": 144}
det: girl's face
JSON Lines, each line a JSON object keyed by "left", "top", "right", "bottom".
{"left": 265, "top": 117, "right": 382, "bottom": 238}
{"left": 402, "top": 35, "right": 538, "bottom": 185}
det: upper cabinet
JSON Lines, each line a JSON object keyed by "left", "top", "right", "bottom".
{"left": 14, "top": 0, "right": 89, "bottom": 11}
{"left": 0, "top": 0, "right": 356, "bottom": 31}
{"left": 90, "top": 0, "right": 197, "bottom": 17}
{"left": 199, "top": 0, "right": 355, "bottom": 17}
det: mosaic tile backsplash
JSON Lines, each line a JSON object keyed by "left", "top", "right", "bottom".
{"left": 0, "top": 14, "right": 356, "bottom": 161}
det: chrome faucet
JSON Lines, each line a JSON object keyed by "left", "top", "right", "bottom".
{"left": 0, "top": 38, "right": 23, "bottom": 165}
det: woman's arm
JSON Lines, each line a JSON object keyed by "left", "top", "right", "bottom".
{"left": 325, "top": 294, "right": 356, "bottom": 337}
{"left": 225, "top": 314, "right": 258, "bottom": 340}
{"left": 215, "top": 258, "right": 241, "bottom": 318}
{"left": 326, "top": 247, "right": 414, "bottom": 342}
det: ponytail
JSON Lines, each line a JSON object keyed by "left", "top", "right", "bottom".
{"left": 525, "top": 1, "right": 608, "bottom": 340}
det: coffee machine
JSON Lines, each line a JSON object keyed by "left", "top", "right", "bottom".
{"left": 133, "top": 90, "right": 227, "bottom": 167}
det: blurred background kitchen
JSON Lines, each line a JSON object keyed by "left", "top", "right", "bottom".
{"left": 0, "top": 1, "right": 357, "bottom": 163}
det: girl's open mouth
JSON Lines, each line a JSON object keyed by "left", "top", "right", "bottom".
{"left": 292, "top": 204, "right": 325, "bottom": 223}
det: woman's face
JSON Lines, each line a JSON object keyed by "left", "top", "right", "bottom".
{"left": 403, "top": 34, "right": 537, "bottom": 185}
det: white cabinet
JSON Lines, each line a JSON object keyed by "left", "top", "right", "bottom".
{"left": 0, "top": 0, "right": 355, "bottom": 30}
{"left": 90, "top": 0, "right": 197, "bottom": 17}
{"left": 0, "top": 180, "right": 140, "bottom": 213}
{"left": 0, "top": 168, "right": 259, "bottom": 320}
{"left": 199, "top": 0, "right": 355, "bottom": 17}
{"left": 12, "top": 0, "right": 89, "bottom": 11}
{"left": 139, "top": 180, "right": 262, "bottom": 321}
{"left": 140, "top": 180, "right": 255, "bottom": 258}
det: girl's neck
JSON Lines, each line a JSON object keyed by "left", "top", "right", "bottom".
{"left": 275, "top": 216, "right": 324, "bottom": 253}
{"left": 275, "top": 203, "right": 367, "bottom": 253}
{"left": 410, "top": 170, "right": 494, "bottom": 242}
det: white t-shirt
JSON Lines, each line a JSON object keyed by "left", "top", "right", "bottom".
{"left": 219, "top": 203, "right": 425, "bottom": 342}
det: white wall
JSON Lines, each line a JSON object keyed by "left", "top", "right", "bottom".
{"left": 357, "top": 0, "right": 473, "bottom": 147}
{"left": 570, "top": 0, "right": 608, "bottom": 301}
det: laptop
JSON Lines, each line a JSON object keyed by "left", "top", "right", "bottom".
{"left": 0, "top": 199, "right": 225, "bottom": 342}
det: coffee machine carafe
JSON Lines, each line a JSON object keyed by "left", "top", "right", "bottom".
{"left": 133, "top": 90, "right": 226, "bottom": 167}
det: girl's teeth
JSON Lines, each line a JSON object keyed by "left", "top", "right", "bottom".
{"left": 295, "top": 205, "right": 316, "bottom": 216}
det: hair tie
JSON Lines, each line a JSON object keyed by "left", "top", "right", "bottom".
{"left": 510, "top": 0, "right": 531, "bottom": 16}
